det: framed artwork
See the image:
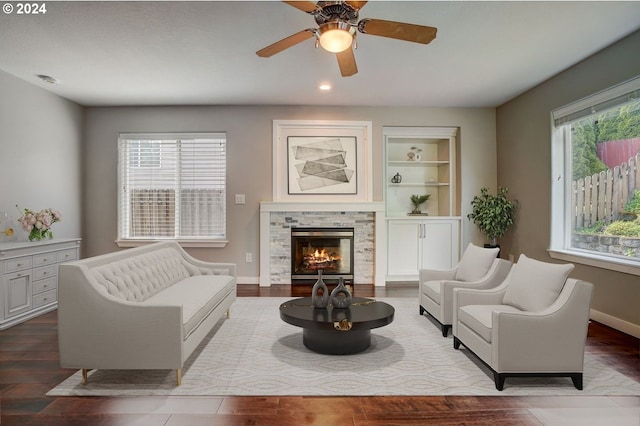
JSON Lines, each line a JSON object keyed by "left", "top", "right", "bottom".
{"left": 287, "top": 136, "right": 357, "bottom": 195}
{"left": 272, "top": 120, "right": 373, "bottom": 202}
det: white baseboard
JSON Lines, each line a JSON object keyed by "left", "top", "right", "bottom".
{"left": 590, "top": 308, "right": 640, "bottom": 338}
{"left": 237, "top": 276, "right": 259, "bottom": 285}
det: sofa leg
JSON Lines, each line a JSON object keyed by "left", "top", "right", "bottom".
{"left": 571, "top": 373, "right": 583, "bottom": 390}
{"left": 177, "top": 368, "right": 182, "bottom": 386}
{"left": 419, "top": 305, "right": 425, "bottom": 315}
{"left": 453, "top": 337, "right": 461, "bottom": 349}
{"left": 81, "top": 368, "right": 90, "bottom": 385}
{"left": 494, "top": 373, "right": 505, "bottom": 391}
{"left": 442, "top": 325, "right": 451, "bottom": 337}
{"left": 226, "top": 308, "right": 230, "bottom": 319}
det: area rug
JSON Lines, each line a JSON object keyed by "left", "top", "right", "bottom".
{"left": 47, "top": 297, "right": 640, "bottom": 397}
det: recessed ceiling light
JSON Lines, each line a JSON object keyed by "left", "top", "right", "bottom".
{"left": 319, "top": 84, "right": 332, "bottom": 92}
{"left": 36, "top": 74, "right": 60, "bottom": 85}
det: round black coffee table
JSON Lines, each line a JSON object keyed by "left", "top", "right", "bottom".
{"left": 279, "top": 297, "right": 395, "bottom": 355}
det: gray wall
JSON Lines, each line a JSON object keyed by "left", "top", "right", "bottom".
{"left": 83, "top": 106, "right": 497, "bottom": 280}
{"left": 0, "top": 70, "right": 83, "bottom": 241}
{"left": 496, "top": 30, "right": 640, "bottom": 330}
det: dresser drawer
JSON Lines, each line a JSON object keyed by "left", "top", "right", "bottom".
{"left": 33, "top": 288, "right": 57, "bottom": 308}
{"left": 34, "top": 252, "right": 57, "bottom": 267}
{"left": 33, "top": 265, "right": 57, "bottom": 281}
{"left": 33, "top": 276, "right": 57, "bottom": 295}
{"left": 57, "top": 249, "right": 77, "bottom": 263}
{"left": 5, "top": 256, "right": 32, "bottom": 273}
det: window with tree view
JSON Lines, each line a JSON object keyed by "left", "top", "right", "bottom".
{"left": 117, "top": 133, "right": 227, "bottom": 246}
{"left": 551, "top": 76, "right": 640, "bottom": 271}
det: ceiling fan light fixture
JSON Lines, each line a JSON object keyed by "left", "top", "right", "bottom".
{"left": 318, "top": 22, "right": 354, "bottom": 53}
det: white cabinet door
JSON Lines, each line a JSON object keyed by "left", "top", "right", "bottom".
{"left": 3, "top": 271, "right": 32, "bottom": 318}
{"left": 387, "top": 220, "right": 420, "bottom": 278}
{"left": 387, "top": 218, "right": 460, "bottom": 281}
{"left": 421, "top": 221, "right": 458, "bottom": 270}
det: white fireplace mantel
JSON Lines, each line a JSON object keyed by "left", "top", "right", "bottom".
{"left": 259, "top": 202, "right": 387, "bottom": 287}
{"left": 260, "top": 202, "right": 385, "bottom": 213}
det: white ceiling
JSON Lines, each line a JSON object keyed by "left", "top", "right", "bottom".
{"left": 1, "top": 1, "right": 639, "bottom": 108}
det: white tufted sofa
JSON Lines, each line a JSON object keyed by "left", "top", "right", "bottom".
{"left": 57, "top": 241, "right": 236, "bottom": 385}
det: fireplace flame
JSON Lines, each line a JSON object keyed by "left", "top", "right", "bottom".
{"left": 303, "top": 247, "right": 341, "bottom": 270}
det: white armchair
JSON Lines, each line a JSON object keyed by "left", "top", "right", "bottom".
{"left": 452, "top": 254, "right": 594, "bottom": 390}
{"left": 419, "top": 243, "right": 512, "bottom": 336}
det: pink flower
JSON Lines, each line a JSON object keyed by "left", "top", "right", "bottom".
{"left": 16, "top": 206, "right": 62, "bottom": 240}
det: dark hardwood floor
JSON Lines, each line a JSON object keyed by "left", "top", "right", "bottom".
{"left": 1, "top": 284, "right": 638, "bottom": 425}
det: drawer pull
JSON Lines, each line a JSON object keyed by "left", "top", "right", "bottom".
{"left": 43, "top": 272, "right": 48, "bottom": 275}
{"left": 17, "top": 263, "right": 22, "bottom": 267}
{"left": 43, "top": 284, "right": 48, "bottom": 288}
{"left": 43, "top": 298, "right": 48, "bottom": 301}
{"left": 43, "top": 258, "right": 48, "bottom": 262}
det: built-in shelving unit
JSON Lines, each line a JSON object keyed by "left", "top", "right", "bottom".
{"left": 383, "top": 127, "right": 460, "bottom": 281}
{"left": 384, "top": 127, "right": 456, "bottom": 217}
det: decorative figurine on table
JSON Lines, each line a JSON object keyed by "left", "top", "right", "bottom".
{"left": 330, "top": 277, "right": 352, "bottom": 309}
{"left": 311, "top": 269, "right": 329, "bottom": 309}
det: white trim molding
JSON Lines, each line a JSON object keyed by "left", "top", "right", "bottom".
{"left": 548, "top": 249, "right": 640, "bottom": 277}
{"left": 590, "top": 308, "right": 640, "bottom": 339}
{"left": 272, "top": 120, "right": 373, "bottom": 203}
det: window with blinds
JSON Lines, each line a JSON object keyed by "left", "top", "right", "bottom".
{"left": 117, "top": 133, "right": 226, "bottom": 245}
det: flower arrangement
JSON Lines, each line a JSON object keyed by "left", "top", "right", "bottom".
{"left": 16, "top": 206, "right": 62, "bottom": 241}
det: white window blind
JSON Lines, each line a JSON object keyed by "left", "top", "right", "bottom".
{"left": 552, "top": 75, "right": 640, "bottom": 126}
{"left": 118, "top": 133, "right": 226, "bottom": 243}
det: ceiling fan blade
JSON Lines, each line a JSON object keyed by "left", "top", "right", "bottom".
{"left": 336, "top": 48, "right": 358, "bottom": 77}
{"left": 345, "top": 1, "right": 368, "bottom": 11}
{"left": 256, "top": 29, "right": 315, "bottom": 57}
{"left": 358, "top": 18, "right": 437, "bottom": 45}
{"left": 282, "top": 1, "right": 320, "bottom": 14}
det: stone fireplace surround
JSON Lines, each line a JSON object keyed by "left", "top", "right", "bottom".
{"left": 259, "top": 202, "right": 386, "bottom": 286}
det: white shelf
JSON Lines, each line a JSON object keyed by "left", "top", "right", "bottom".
{"left": 389, "top": 183, "right": 450, "bottom": 187}
{"left": 383, "top": 127, "right": 457, "bottom": 217}
{"left": 388, "top": 160, "right": 450, "bottom": 166}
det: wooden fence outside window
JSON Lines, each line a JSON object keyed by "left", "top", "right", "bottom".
{"left": 572, "top": 152, "right": 640, "bottom": 230}
{"left": 130, "top": 189, "right": 224, "bottom": 238}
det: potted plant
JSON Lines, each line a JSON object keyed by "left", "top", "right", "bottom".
{"left": 467, "top": 187, "right": 516, "bottom": 246}
{"left": 410, "top": 194, "right": 431, "bottom": 215}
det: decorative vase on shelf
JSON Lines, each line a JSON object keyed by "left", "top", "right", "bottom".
{"left": 330, "top": 277, "right": 352, "bottom": 309}
{"left": 311, "top": 269, "right": 329, "bottom": 309}
{"left": 391, "top": 172, "right": 402, "bottom": 183}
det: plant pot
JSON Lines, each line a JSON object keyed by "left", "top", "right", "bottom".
{"left": 484, "top": 243, "right": 501, "bottom": 258}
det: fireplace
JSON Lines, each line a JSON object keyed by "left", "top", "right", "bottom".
{"left": 291, "top": 227, "right": 354, "bottom": 284}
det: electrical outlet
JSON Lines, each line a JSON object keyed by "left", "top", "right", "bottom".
{"left": 235, "top": 194, "right": 246, "bottom": 205}
{"left": 245, "top": 252, "right": 253, "bottom": 263}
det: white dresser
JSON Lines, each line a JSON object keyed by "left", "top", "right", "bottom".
{"left": 0, "top": 238, "right": 80, "bottom": 330}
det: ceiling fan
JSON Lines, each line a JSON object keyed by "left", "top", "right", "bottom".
{"left": 256, "top": 1, "right": 437, "bottom": 77}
